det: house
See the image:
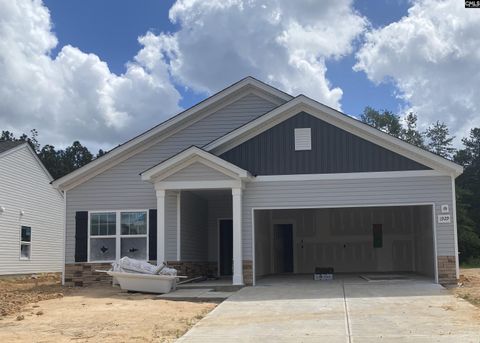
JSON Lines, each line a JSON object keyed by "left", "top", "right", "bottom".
{"left": 52, "top": 77, "right": 463, "bottom": 287}
{"left": 0, "top": 141, "right": 64, "bottom": 275}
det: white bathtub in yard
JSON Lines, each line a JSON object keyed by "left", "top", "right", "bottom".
{"left": 107, "top": 271, "right": 179, "bottom": 294}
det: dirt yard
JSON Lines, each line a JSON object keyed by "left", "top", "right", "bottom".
{"left": 0, "top": 276, "right": 217, "bottom": 342}
{"left": 454, "top": 268, "right": 480, "bottom": 308}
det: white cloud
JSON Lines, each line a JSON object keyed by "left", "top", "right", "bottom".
{"left": 144, "top": 0, "right": 367, "bottom": 109}
{"left": 354, "top": 0, "right": 480, "bottom": 144}
{"left": 0, "top": 0, "right": 181, "bottom": 150}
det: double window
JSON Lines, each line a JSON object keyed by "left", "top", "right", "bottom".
{"left": 20, "top": 226, "right": 31, "bottom": 260}
{"left": 89, "top": 211, "right": 148, "bottom": 262}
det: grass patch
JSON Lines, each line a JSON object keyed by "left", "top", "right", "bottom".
{"left": 460, "top": 257, "right": 480, "bottom": 269}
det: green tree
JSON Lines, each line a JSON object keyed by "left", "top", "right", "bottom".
{"left": 401, "top": 112, "right": 425, "bottom": 148}
{"left": 425, "top": 121, "right": 455, "bottom": 158}
{"left": 1, "top": 129, "right": 40, "bottom": 152}
{"left": 361, "top": 107, "right": 402, "bottom": 138}
{"left": 63, "top": 141, "right": 93, "bottom": 172}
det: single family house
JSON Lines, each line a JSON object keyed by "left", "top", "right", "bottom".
{"left": 52, "top": 77, "right": 463, "bottom": 287}
{"left": 0, "top": 141, "right": 64, "bottom": 275}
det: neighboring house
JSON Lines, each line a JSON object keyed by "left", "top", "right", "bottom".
{"left": 0, "top": 141, "right": 64, "bottom": 275}
{"left": 52, "top": 77, "right": 463, "bottom": 287}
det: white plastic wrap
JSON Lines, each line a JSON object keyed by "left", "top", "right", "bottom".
{"left": 111, "top": 257, "right": 177, "bottom": 276}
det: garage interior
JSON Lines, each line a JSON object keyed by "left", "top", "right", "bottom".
{"left": 254, "top": 205, "right": 435, "bottom": 280}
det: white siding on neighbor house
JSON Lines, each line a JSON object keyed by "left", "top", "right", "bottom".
{"left": 163, "top": 162, "right": 234, "bottom": 182}
{"left": 243, "top": 175, "right": 455, "bottom": 261}
{"left": 0, "top": 146, "right": 64, "bottom": 274}
{"left": 66, "top": 94, "right": 278, "bottom": 263}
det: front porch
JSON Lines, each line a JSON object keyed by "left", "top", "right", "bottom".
{"left": 140, "top": 147, "right": 253, "bottom": 285}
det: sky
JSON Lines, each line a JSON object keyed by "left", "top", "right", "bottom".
{"left": 1, "top": 0, "right": 479, "bottom": 152}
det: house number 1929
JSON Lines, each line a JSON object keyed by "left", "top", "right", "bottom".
{"left": 438, "top": 215, "right": 451, "bottom": 224}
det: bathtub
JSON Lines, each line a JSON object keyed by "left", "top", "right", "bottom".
{"left": 107, "top": 271, "right": 178, "bottom": 294}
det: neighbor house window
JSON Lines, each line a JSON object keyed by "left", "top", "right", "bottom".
{"left": 20, "top": 226, "right": 31, "bottom": 260}
{"left": 89, "top": 211, "right": 148, "bottom": 262}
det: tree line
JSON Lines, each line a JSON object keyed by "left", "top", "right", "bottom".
{"left": 2, "top": 107, "right": 480, "bottom": 264}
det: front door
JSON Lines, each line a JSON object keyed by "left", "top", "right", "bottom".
{"left": 219, "top": 219, "right": 233, "bottom": 276}
{"left": 274, "top": 224, "right": 294, "bottom": 273}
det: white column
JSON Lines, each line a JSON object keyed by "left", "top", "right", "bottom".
{"left": 156, "top": 189, "right": 166, "bottom": 266}
{"left": 232, "top": 187, "right": 244, "bottom": 285}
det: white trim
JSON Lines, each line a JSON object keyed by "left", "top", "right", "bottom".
{"left": 62, "top": 190, "right": 67, "bottom": 285}
{"left": 432, "top": 204, "right": 439, "bottom": 284}
{"left": 53, "top": 77, "right": 291, "bottom": 191}
{"left": 253, "top": 170, "right": 447, "bottom": 182}
{"left": 204, "top": 95, "right": 463, "bottom": 177}
{"left": 251, "top": 202, "right": 439, "bottom": 285}
{"left": 232, "top": 188, "right": 244, "bottom": 285}
{"left": 155, "top": 180, "right": 243, "bottom": 191}
{"left": 177, "top": 192, "right": 181, "bottom": 261}
{"left": 157, "top": 190, "right": 166, "bottom": 265}
{"left": 141, "top": 146, "right": 250, "bottom": 182}
{"left": 87, "top": 210, "right": 149, "bottom": 263}
{"left": 451, "top": 176, "right": 460, "bottom": 279}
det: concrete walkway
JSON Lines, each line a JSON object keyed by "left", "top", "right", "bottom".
{"left": 177, "top": 275, "right": 480, "bottom": 342}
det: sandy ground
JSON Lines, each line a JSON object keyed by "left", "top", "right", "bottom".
{"left": 0, "top": 276, "right": 216, "bottom": 343}
{"left": 454, "top": 268, "right": 480, "bottom": 308}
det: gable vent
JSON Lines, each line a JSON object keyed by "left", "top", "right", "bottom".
{"left": 294, "top": 128, "right": 311, "bottom": 151}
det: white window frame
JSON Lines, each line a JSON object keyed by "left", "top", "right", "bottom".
{"left": 19, "top": 225, "right": 32, "bottom": 260}
{"left": 87, "top": 210, "right": 149, "bottom": 263}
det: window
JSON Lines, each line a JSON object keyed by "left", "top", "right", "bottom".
{"left": 20, "top": 226, "right": 31, "bottom": 260}
{"left": 120, "top": 212, "right": 147, "bottom": 260}
{"left": 294, "top": 128, "right": 312, "bottom": 151}
{"left": 89, "top": 211, "right": 148, "bottom": 262}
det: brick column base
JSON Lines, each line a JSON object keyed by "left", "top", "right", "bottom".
{"left": 64, "top": 263, "right": 112, "bottom": 287}
{"left": 167, "top": 261, "right": 217, "bottom": 278}
{"left": 437, "top": 256, "right": 458, "bottom": 285}
{"left": 243, "top": 260, "right": 253, "bottom": 286}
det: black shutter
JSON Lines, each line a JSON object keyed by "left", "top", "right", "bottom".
{"left": 75, "top": 211, "right": 88, "bottom": 262}
{"left": 149, "top": 209, "right": 157, "bottom": 261}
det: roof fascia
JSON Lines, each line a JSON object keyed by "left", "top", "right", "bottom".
{"left": 141, "top": 147, "right": 249, "bottom": 182}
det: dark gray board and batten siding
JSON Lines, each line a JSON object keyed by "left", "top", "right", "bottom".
{"left": 220, "top": 112, "right": 430, "bottom": 175}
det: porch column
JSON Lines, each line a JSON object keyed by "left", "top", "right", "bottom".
{"left": 232, "top": 187, "right": 244, "bottom": 285}
{"left": 156, "top": 189, "right": 166, "bottom": 265}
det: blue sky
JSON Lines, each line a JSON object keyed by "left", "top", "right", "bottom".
{"left": 44, "top": 0, "right": 409, "bottom": 117}
{"left": 2, "top": 0, "right": 477, "bottom": 150}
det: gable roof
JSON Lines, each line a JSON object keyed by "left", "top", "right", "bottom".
{"left": 52, "top": 77, "right": 292, "bottom": 191}
{"left": 0, "top": 142, "right": 57, "bottom": 183}
{"left": 204, "top": 95, "right": 463, "bottom": 177}
{"left": 141, "top": 146, "right": 250, "bottom": 182}
{"left": 0, "top": 140, "right": 24, "bottom": 154}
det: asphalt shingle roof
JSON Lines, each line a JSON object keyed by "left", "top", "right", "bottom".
{"left": 0, "top": 140, "right": 25, "bottom": 154}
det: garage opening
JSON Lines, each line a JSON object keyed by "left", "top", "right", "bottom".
{"left": 254, "top": 205, "right": 435, "bottom": 281}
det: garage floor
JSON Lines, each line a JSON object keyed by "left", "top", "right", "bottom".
{"left": 177, "top": 275, "right": 480, "bottom": 342}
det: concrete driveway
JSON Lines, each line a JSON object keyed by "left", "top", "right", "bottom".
{"left": 178, "top": 275, "right": 480, "bottom": 342}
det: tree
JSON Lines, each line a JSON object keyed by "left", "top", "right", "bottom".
{"left": 361, "top": 107, "right": 402, "bottom": 138}
{"left": 96, "top": 149, "right": 107, "bottom": 158}
{"left": 1, "top": 129, "right": 39, "bottom": 152}
{"left": 401, "top": 112, "right": 425, "bottom": 148}
{"left": 425, "top": 121, "right": 455, "bottom": 158}
{"left": 63, "top": 141, "right": 93, "bottom": 172}
{"left": 38, "top": 145, "right": 64, "bottom": 180}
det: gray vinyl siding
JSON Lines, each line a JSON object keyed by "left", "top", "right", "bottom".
{"left": 242, "top": 175, "right": 454, "bottom": 260}
{"left": 165, "top": 191, "right": 178, "bottom": 260}
{"left": 180, "top": 191, "right": 208, "bottom": 261}
{"left": 221, "top": 112, "right": 430, "bottom": 175}
{"left": 0, "top": 146, "right": 64, "bottom": 274}
{"left": 65, "top": 94, "right": 278, "bottom": 263}
{"left": 163, "top": 162, "right": 234, "bottom": 182}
